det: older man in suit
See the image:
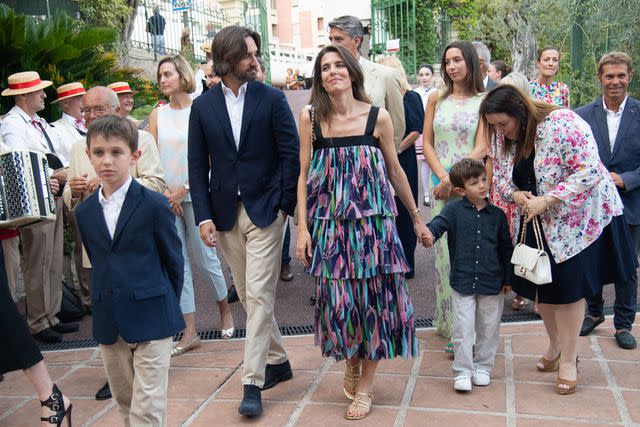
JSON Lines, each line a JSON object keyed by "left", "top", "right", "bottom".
{"left": 473, "top": 41, "right": 496, "bottom": 91}
{"left": 188, "top": 25, "right": 299, "bottom": 417}
{"left": 328, "top": 15, "right": 405, "bottom": 151}
{"left": 575, "top": 51, "right": 639, "bottom": 350}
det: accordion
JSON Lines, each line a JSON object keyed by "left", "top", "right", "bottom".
{"left": 0, "top": 150, "right": 56, "bottom": 227}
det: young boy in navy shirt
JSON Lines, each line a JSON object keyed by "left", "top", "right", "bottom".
{"left": 424, "top": 158, "right": 513, "bottom": 392}
{"left": 75, "top": 115, "right": 184, "bottom": 425}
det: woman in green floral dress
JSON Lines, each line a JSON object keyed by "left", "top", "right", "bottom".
{"left": 422, "top": 40, "right": 488, "bottom": 342}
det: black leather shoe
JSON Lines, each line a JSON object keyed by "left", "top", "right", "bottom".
{"left": 262, "top": 359, "right": 293, "bottom": 390}
{"left": 227, "top": 285, "right": 239, "bottom": 304}
{"left": 51, "top": 322, "right": 79, "bottom": 334}
{"left": 32, "top": 327, "right": 63, "bottom": 343}
{"left": 95, "top": 382, "right": 112, "bottom": 400}
{"left": 280, "top": 263, "right": 293, "bottom": 282}
{"left": 579, "top": 315, "right": 605, "bottom": 336}
{"left": 238, "top": 384, "right": 262, "bottom": 417}
{"left": 615, "top": 330, "right": 637, "bottom": 349}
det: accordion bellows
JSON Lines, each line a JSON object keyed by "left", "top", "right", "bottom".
{"left": 0, "top": 150, "right": 56, "bottom": 227}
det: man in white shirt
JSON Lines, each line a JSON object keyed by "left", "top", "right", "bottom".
{"left": 51, "top": 82, "right": 87, "bottom": 166}
{"left": 575, "top": 51, "right": 639, "bottom": 350}
{"left": 1, "top": 71, "right": 77, "bottom": 343}
{"left": 51, "top": 82, "right": 91, "bottom": 328}
{"left": 189, "top": 25, "right": 299, "bottom": 417}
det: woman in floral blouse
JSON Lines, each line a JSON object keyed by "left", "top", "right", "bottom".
{"left": 480, "top": 85, "right": 637, "bottom": 395}
{"left": 530, "top": 46, "right": 569, "bottom": 107}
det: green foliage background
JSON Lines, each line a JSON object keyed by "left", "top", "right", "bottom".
{"left": 451, "top": 0, "right": 640, "bottom": 107}
{"left": 0, "top": 5, "right": 160, "bottom": 122}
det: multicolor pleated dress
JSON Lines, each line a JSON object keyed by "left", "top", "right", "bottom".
{"left": 306, "top": 106, "right": 418, "bottom": 362}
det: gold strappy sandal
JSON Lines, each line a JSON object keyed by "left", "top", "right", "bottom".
{"left": 343, "top": 359, "right": 361, "bottom": 400}
{"left": 344, "top": 392, "right": 373, "bottom": 420}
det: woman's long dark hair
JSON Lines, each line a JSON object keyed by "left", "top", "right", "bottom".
{"left": 440, "top": 40, "right": 485, "bottom": 99}
{"left": 479, "top": 85, "right": 559, "bottom": 163}
{"left": 308, "top": 45, "right": 370, "bottom": 125}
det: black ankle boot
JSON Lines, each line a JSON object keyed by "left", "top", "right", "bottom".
{"left": 40, "top": 383, "right": 72, "bottom": 427}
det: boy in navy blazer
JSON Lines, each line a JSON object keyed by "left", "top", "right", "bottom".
{"left": 75, "top": 115, "right": 184, "bottom": 426}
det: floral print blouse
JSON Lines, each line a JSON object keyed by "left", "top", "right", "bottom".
{"left": 493, "top": 109, "right": 623, "bottom": 263}
{"left": 530, "top": 80, "right": 570, "bottom": 107}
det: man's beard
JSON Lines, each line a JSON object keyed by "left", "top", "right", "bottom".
{"left": 233, "top": 67, "right": 258, "bottom": 83}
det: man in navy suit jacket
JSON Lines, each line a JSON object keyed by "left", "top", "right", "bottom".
{"left": 188, "top": 26, "right": 299, "bottom": 417}
{"left": 76, "top": 116, "right": 184, "bottom": 425}
{"left": 575, "top": 52, "right": 639, "bottom": 350}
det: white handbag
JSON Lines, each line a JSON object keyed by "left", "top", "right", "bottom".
{"left": 510, "top": 216, "right": 552, "bottom": 285}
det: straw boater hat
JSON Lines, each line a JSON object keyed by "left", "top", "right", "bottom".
{"left": 107, "top": 82, "right": 135, "bottom": 95}
{"left": 51, "top": 82, "right": 86, "bottom": 104}
{"left": 201, "top": 43, "right": 211, "bottom": 53}
{"left": 2, "top": 71, "right": 52, "bottom": 96}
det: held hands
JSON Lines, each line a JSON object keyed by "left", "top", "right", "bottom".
{"left": 413, "top": 221, "right": 433, "bottom": 247}
{"left": 296, "top": 228, "right": 313, "bottom": 268}
{"left": 199, "top": 221, "right": 217, "bottom": 247}
{"left": 421, "top": 227, "right": 435, "bottom": 247}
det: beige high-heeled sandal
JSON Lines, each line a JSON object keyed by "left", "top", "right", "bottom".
{"left": 343, "top": 359, "right": 361, "bottom": 400}
{"left": 344, "top": 392, "right": 373, "bottom": 420}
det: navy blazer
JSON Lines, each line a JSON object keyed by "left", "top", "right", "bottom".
{"left": 576, "top": 96, "right": 640, "bottom": 225}
{"left": 188, "top": 81, "right": 300, "bottom": 231}
{"left": 75, "top": 180, "right": 185, "bottom": 345}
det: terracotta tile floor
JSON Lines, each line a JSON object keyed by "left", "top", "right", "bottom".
{"left": 1, "top": 318, "right": 638, "bottom": 426}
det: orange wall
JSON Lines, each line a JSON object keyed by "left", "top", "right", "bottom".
{"left": 299, "top": 11, "right": 312, "bottom": 48}
{"left": 277, "top": 0, "right": 293, "bottom": 44}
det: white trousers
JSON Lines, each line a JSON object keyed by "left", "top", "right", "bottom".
{"left": 451, "top": 289, "right": 504, "bottom": 377}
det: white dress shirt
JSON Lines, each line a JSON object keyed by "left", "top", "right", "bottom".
{"left": 414, "top": 86, "right": 436, "bottom": 110}
{"left": 0, "top": 105, "right": 58, "bottom": 154}
{"left": 604, "top": 95, "right": 628, "bottom": 152}
{"left": 51, "top": 113, "right": 84, "bottom": 167}
{"left": 220, "top": 80, "right": 248, "bottom": 150}
{"left": 98, "top": 176, "right": 132, "bottom": 238}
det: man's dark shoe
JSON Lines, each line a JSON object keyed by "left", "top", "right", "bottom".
{"left": 614, "top": 330, "right": 637, "bottom": 349}
{"left": 32, "top": 327, "right": 63, "bottom": 343}
{"left": 51, "top": 322, "right": 79, "bottom": 334}
{"left": 579, "top": 315, "right": 605, "bottom": 336}
{"left": 238, "top": 385, "right": 262, "bottom": 417}
{"left": 262, "top": 359, "right": 293, "bottom": 390}
{"left": 280, "top": 263, "right": 293, "bottom": 282}
{"left": 95, "top": 382, "right": 112, "bottom": 400}
{"left": 227, "top": 285, "right": 239, "bottom": 304}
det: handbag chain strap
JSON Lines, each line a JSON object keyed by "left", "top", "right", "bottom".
{"left": 309, "top": 106, "right": 316, "bottom": 163}
{"left": 519, "top": 215, "right": 544, "bottom": 251}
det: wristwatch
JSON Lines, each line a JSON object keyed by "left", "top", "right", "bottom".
{"left": 184, "top": 183, "right": 190, "bottom": 191}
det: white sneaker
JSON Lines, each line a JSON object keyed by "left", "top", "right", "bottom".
{"left": 453, "top": 375, "right": 472, "bottom": 391}
{"left": 472, "top": 370, "right": 491, "bottom": 386}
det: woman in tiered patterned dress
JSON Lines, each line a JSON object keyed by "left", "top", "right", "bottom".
{"left": 422, "top": 41, "right": 488, "bottom": 345}
{"left": 296, "top": 45, "right": 429, "bottom": 420}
